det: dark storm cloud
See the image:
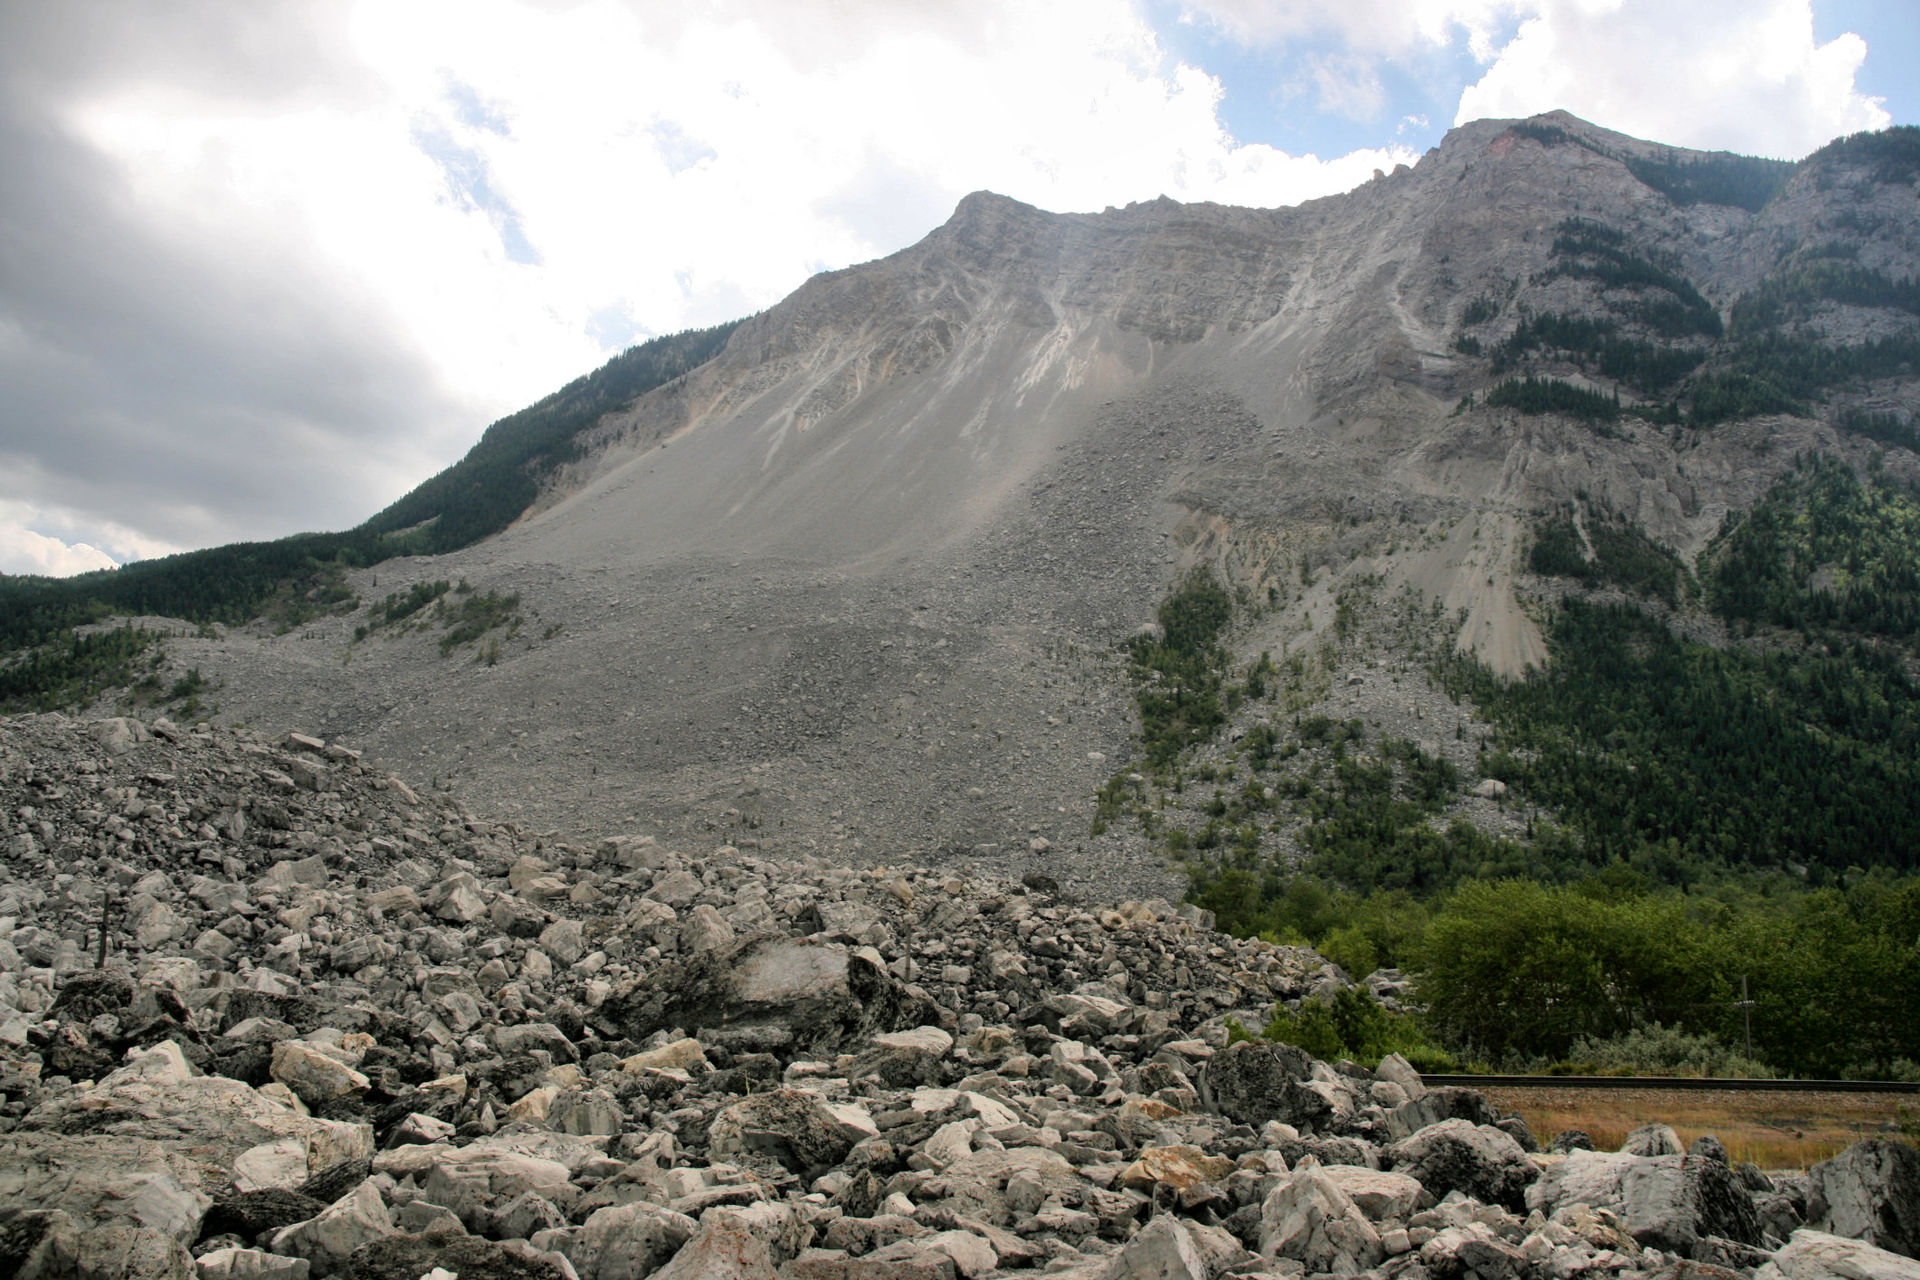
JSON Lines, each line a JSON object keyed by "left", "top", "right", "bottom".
{"left": 0, "top": 2, "right": 468, "bottom": 557}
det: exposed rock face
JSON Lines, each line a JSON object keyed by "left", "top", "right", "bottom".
{"left": 0, "top": 717, "right": 1907, "bottom": 1280}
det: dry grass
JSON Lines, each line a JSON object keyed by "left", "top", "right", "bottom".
{"left": 1479, "top": 1085, "right": 1917, "bottom": 1171}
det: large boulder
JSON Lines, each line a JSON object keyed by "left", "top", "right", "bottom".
{"left": 593, "top": 934, "right": 945, "bottom": 1055}
{"left": 1527, "top": 1149, "right": 1763, "bottom": 1253}
{"left": 1196, "top": 1039, "right": 1333, "bottom": 1130}
{"left": 1258, "top": 1166, "right": 1384, "bottom": 1273}
{"left": 270, "top": 1182, "right": 397, "bottom": 1278}
{"left": 343, "top": 1235, "right": 569, "bottom": 1280}
{"left": 20, "top": 1042, "right": 371, "bottom": 1181}
{"left": 0, "top": 1132, "right": 211, "bottom": 1243}
{"left": 706, "top": 1089, "right": 859, "bottom": 1176}
{"left": 1390, "top": 1118, "right": 1538, "bottom": 1211}
{"left": 1808, "top": 1139, "right": 1920, "bottom": 1259}
{"left": 648, "top": 1208, "right": 779, "bottom": 1280}
{"left": 557, "top": 1202, "right": 699, "bottom": 1280}
{"left": 1097, "top": 1214, "right": 1208, "bottom": 1279}
{"left": 1755, "top": 1229, "right": 1920, "bottom": 1280}
{"left": 1384, "top": 1085, "right": 1500, "bottom": 1141}
{"left": 0, "top": 1208, "right": 196, "bottom": 1280}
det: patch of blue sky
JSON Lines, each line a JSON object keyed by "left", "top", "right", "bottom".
{"left": 442, "top": 75, "right": 511, "bottom": 136}
{"left": 1813, "top": 1, "right": 1919, "bottom": 129}
{"left": 1143, "top": 3, "right": 1524, "bottom": 160}
{"left": 650, "top": 121, "right": 717, "bottom": 175}
{"left": 410, "top": 124, "right": 541, "bottom": 266}
{"left": 587, "top": 305, "right": 652, "bottom": 352}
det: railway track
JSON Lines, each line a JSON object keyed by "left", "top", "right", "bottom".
{"left": 1422, "top": 1074, "right": 1918, "bottom": 1094}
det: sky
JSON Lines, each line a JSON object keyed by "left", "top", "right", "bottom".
{"left": 0, "top": 0, "right": 1911, "bottom": 577}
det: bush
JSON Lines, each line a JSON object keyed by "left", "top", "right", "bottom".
{"left": 1557, "top": 1023, "right": 1773, "bottom": 1079}
{"left": 1259, "top": 987, "right": 1455, "bottom": 1071}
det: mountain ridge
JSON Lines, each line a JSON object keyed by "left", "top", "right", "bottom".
{"left": 4, "top": 110, "right": 1919, "bottom": 904}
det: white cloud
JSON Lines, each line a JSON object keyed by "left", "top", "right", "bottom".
{"left": 0, "top": 495, "right": 185, "bottom": 577}
{"left": 1181, "top": 0, "right": 1887, "bottom": 156}
{"left": 1456, "top": 0, "right": 1888, "bottom": 156}
{"left": 0, "top": 527, "right": 117, "bottom": 578}
{"left": 74, "top": 0, "right": 1412, "bottom": 432}
{"left": 7, "top": 0, "right": 1415, "bottom": 575}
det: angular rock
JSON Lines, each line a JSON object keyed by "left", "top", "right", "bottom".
{"left": 23, "top": 1045, "right": 372, "bottom": 1179}
{"left": 928, "top": 1146, "right": 1081, "bottom": 1227}
{"left": 1196, "top": 1039, "right": 1330, "bottom": 1130}
{"left": 1527, "top": 1148, "right": 1763, "bottom": 1252}
{"left": 619, "top": 1038, "right": 708, "bottom": 1074}
{"left": 561, "top": 1202, "right": 700, "bottom": 1280}
{"left": 680, "top": 904, "right": 736, "bottom": 955}
{"left": 1624, "top": 1123, "right": 1686, "bottom": 1157}
{"left": 198, "top": 1247, "right": 315, "bottom": 1279}
{"left": 1384, "top": 1084, "right": 1500, "bottom": 1141}
{"left": 270, "top": 1182, "right": 396, "bottom": 1278}
{"left": 233, "top": 1138, "right": 313, "bottom": 1193}
{"left": 1756, "top": 1230, "right": 1920, "bottom": 1280}
{"left": 1374, "top": 1051, "right": 1427, "bottom": 1101}
{"left": 419, "top": 1146, "right": 574, "bottom": 1232}
{"left": 1, "top": 1209, "right": 196, "bottom": 1280}
{"left": 595, "top": 934, "right": 943, "bottom": 1055}
{"left": 1420, "top": 1221, "right": 1528, "bottom": 1279}
{"left": 270, "top": 1042, "right": 371, "bottom": 1108}
{"left": 1119, "top": 1144, "right": 1238, "bottom": 1192}
{"left": 707, "top": 1088, "right": 858, "bottom": 1175}
{"left": 1096, "top": 1214, "right": 1207, "bottom": 1279}
{"left": 1321, "top": 1165, "right": 1425, "bottom": 1220}
{"left": 202, "top": 1190, "right": 330, "bottom": 1244}
{"left": 648, "top": 1208, "right": 779, "bottom": 1280}
{"left": 1391, "top": 1117, "right": 1538, "bottom": 1211}
{"left": 0, "top": 1131, "right": 212, "bottom": 1243}
{"left": 341, "top": 1235, "right": 570, "bottom": 1280}
{"left": 1258, "top": 1166, "right": 1384, "bottom": 1273}
{"left": 1808, "top": 1139, "right": 1920, "bottom": 1259}
{"left": 849, "top": 1025, "right": 955, "bottom": 1086}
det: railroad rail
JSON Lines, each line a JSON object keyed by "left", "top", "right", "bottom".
{"left": 1421, "top": 1074, "right": 1918, "bottom": 1094}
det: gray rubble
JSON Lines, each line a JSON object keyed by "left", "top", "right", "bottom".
{"left": 0, "top": 713, "right": 1913, "bottom": 1280}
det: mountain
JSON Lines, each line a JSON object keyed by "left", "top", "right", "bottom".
{"left": 8, "top": 112, "right": 1920, "bottom": 908}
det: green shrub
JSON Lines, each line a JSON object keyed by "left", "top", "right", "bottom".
{"left": 1558, "top": 1023, "right": 1772, "bottom": 1079}
{"left": 1259, "top": 987, "right": 1455, "bottom": 1070}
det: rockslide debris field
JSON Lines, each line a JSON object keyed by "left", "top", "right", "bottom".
{"left": 0, "top": 713, "right": 1916, "bottom": 1280}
